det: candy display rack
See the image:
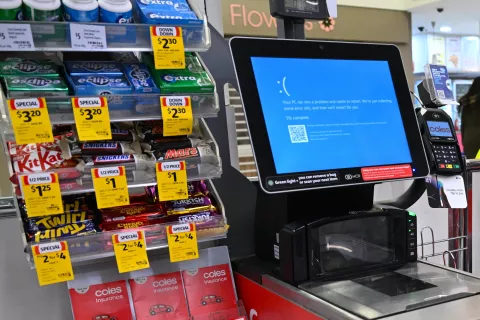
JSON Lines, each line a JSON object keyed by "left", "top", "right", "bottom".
{"left": 22, "top": 180, "right": 227, "bottom": 267}
{"left": 0, "top": 1, "right": 210, "bottom": 52}
{"left": 0, "top": 0, "right": 228, "bottom": 272}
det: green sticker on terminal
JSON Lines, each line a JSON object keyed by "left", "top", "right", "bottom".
{"left": 408, "top": 211, "right": 416, "bottom": 217}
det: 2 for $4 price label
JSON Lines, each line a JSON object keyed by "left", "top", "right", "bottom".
{"left": 8, "top": 98, "right": 54, "bottom": 144}
{"left": 72, "top": 97, "right": 112, "bottom": 141}
{"left": 32, "top": 241, "right": 74, "bottom": 286}
{"left": 167, "top": 223, "right": 199, "bottom": 263}
{"left": 113, "top": 231, "right": 149, "bottom": 273}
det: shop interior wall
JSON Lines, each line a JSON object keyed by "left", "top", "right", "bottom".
{"left": 0, "top": 2, "right": 448, "bottom": 319}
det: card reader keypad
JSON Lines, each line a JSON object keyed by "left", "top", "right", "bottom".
{"left": 432, "top": 144, "right": 461, "bottom": 171}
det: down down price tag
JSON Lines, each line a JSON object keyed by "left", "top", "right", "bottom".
{"left": 150, "top": 26, "right": 185, "bottom": 69}
{"left": 112, "top": 230, "right": 150, "bottom": 273}
{"left": 160, "top": 96, "right": 193, "bottom": 136}
{"left": 32, "top": 241, "right": 74, "bottom": 286}
{"left": 166, "top": 223, "right": 199, "bottom": 263}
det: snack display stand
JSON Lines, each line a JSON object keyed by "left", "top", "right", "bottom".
{"left": 0, "top": 1, "right": 247, "bottom": 318}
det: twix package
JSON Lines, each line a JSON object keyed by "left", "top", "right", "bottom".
{"left": 129, "top": 272, "right": 189, "bottom": 320}
{"left": 182, "top": 264, "right": 237, "bottom": 317}
{"left": 69, "top": 280, "right": 133, "bottom": 320}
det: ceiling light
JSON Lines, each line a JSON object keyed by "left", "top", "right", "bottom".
{"left": 440, "top": 26, "right": 452, "bottom": 32}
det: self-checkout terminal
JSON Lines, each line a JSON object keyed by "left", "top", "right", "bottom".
{"left": 228, "top": 5, "right": 480, "bottom": 317}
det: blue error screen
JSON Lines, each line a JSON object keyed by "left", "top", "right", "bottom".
{"left": 250, "top": 57, "right": 412, "bottom": 174}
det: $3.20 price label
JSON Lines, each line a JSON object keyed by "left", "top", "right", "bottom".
{"left": 160, "top": 96, "right": 193, "bottom": 136}
{"left": 112, "top": 230, "right": 150, "bottom": 273}
{"left": 32, "top": 241, "right": 74, "bottom": 286}
{"left": 92, "top": 166, "right": 129, "bottom": 209}
{"left": 21, "top": 173, "right": 63, "bottom": 217}
{"left": 8, "top": 98, "right": 54, "bottom": 144}
{"left": 167, "top": 223, "right": 199, "bottom": 263}
{"left": 72, "top": 97, "right": 112, "bottom": 141}
{"left": 150, "top": 26, "right": 185, "bottom": 69}
{"left": 156, "top": 161, "right": 188, "bottom": 201}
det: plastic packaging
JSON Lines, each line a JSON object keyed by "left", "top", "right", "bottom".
{"left": 0, "top": 0, "right": 23, "bottom": 20}
{"left": 62, "top": 0, "right": 98, "bottom": 22}
{"left": 98, "top": 0, "right": 132, "bottom": 23}
{"left": 23, "top": 0, "right": 62, "bottom": 21}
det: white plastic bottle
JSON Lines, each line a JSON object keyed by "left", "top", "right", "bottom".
{"left": 98, "top": 0, "right": 132, "bottom": 23}
{"left": 62, "top": 0, "right": 98, "bottom": 22}
{"left": 23, "top": 0, "right": 62, "bottom": 21}
{"left": 0, "top": 0, "right": 23, "bottom": 20}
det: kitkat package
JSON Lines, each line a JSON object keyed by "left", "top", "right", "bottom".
{"left": 69, "top": 280, "right": 133, "bottom": 320}
{"left": 182, "top": 264, "right": 237, "bottom": 317}
{"left": 129, "top": 271, "right": 189, "bottom": 320}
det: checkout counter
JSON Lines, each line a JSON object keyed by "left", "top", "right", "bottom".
{"left": 228, "top": 36, "right": 480, "bottom": 319}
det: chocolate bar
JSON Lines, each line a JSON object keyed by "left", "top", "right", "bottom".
{"left": 188, "top": 180, "right": 208, "bottom": 196}
{"left": 73, "top": 141, "right": 141, "bottom": 156}
{"left": 154, "top": 145, "right": 218, "bottom": 165}
{"left": 111, "top": 128, "right": 136, "bottom": 142}
{"left": 167, "top": 204, "right": 217, "bottom": 216}
{"left": 29, "top": 220, "right": 96, "bottom": 242}
{"left": 83, "top": 153, "right": 155, "bottom": 171}
{"left": 166, "top": 209, "right": 219, "bottom": 229}
{"left": 100, "top": 204, "right": 161, "bottom": 218}
{"left": 102, "top": 212, "right": 166, "bottom": 231}
{"left": 165, "top": 195, "right": 212, "bottom": 211}
{"left": 25, "top": 211, "right": 95, "bottom": 233}
{"left": 149, "top": 137, "right": 203, "bottom": 152}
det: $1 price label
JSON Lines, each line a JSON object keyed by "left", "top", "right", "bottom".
{"left": 156, "top": 161, "right": 188, "bottom": 201}
{"left": 150, "top": 26, "right": 185, "bottom": 70}
{"left": 92, "top": 166, "right": 129, "bottom": 209}
{"left": 8, "top": 98, "right": 54, "bottom": 144}
{"left": 32, "top": 241, "right": 74, "bottom": 286}
{"left": 72, "top": 97, "right": 112, "bottom": 141}
{"left": 167, "top": 223, "right": 199, "bottom": 263}
{"left": 112, "top": 231, "right": 150, "bottom": 273}
{"left": 160, "top": 96, "right": 193, "bottom": 136}
{"left": 21, "top": 173, "right": 63, "bottom": 217}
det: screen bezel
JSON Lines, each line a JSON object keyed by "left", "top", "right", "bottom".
{"left": 230, "top": 37, "right": 429, "bottom": 194}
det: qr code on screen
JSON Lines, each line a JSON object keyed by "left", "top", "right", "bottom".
{"left": 437, "top": 90, "right": 445, "bottom": 99}
{"left": 288, "top": 125, "right": 308, "bottom": 143}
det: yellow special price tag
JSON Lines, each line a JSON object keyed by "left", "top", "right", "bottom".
{"left": 476, "top": 149, "right": 480, "bottom": 159}
{"left": 160, "top": 96, "right": 193, "bottom": 136}
{"left": 150, "top": 26, "right": 185, "bottom": 69}
{"left": 8, "top": 98, "right": 54, "bottom": 144}
{"left": 112, "top": 230, "right": 150, "bottom": 273}
{"left": 21, "top": 173, "right": 63, "bottom": 218}
{"left": 167, "top": 223, "right": 199, "bottom": 263}
{"left": 32, "top": 241, "right": 74, "bottom": 286}
{"left": 92, "top": 166, "right": 130, "bottom": 209}
{"left": 156, "top": 161, "right": 188, "bottom": 201}
{"left": 72, "top": 97, "right": 112, "bottom": 141}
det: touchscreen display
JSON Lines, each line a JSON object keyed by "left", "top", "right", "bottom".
{"left": 312, "top": 216, "right": 395, "bottom": 275}
{"left": 250, "top": 57, "right": 412, "bottom": 174}
{"left": 427, "top": 121, "right": 453, "bottom": 137}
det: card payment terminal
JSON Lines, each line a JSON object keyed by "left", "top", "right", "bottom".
{"left": 416, "top": 108, "right": 463, "bottom": 174}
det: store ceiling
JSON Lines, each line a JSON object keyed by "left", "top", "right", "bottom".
{"left": 411, "top": 0, "right": 480, "bottom": 35}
